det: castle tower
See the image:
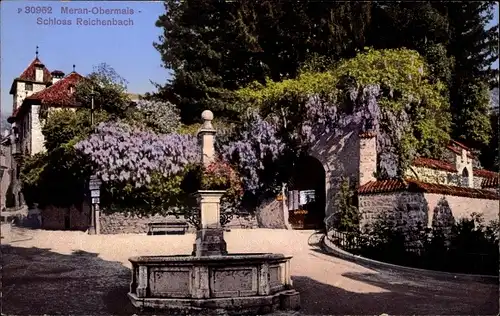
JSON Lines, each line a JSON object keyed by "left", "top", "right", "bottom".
{"left": 9, "top": 47, "right": 52, "bottom": 112}
{"left": 358, "top": 131, "right": 377, "bottom": 185}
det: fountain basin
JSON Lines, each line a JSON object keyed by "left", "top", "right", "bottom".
{"left": 128, "top": 253, "right": 300, "bottom": 315}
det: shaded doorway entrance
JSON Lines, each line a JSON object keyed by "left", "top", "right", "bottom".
{"left": 287, "top": 156, "right": 326, "bottom": 230}
{"left": 64, "top": 209, "right": 70, "bottom": 230}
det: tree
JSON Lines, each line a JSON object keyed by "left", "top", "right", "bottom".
{"left": 154, "top": 0, "right": 372, "bottom": 123}
{"left": 154, "top": 1, "right": 498, "bottom": 166}
{"left": 21, "top": 64, "right": 132, "bottom": 207}
{"left": 238, "top": 48, "right": 451, "bottom": 176}
{"left": 367, "top": 2, "right": 453, "bottom": 85}
{"left": 125, "top": 100, "right": 181, "bottom": 134}
{"left": 333, "top": 177, "right": 359, "bottom": 233}
{"left": 42, "top": 108, "right": 109, "bottom": 152}
{"left": 434, "top": 2, "right": 498, "bottom": 149}
{"left": 480, "top": 109, "right": 499, "bottom": 171}
{"left": 75, "top": 63, "right": 131, "bottom": 117}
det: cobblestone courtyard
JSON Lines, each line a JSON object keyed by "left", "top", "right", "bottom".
{"left": 1, "top": 228, "right": 497, "bottom": 315}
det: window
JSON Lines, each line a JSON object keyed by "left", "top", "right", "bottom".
{"left": 461, "top": 168, "right": 469, "bottom": 187}
{"left": 25, "top": 83, "right": 33, "bottom": 91}
{"left": 68, "top": 85, "right": 75, "bottom": 93}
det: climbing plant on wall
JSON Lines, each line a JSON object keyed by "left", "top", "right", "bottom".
{"left": 234, "top": 48, "right": 451, "bottom": 179}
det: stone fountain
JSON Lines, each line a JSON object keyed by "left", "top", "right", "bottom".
{"left": 127, "top": 110, "right": 300, "bottom": 315}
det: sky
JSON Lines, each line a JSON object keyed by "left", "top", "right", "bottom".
{"left": 0, "top": 1, "right": 498, "bottom": 117}
{"left": 1, "top": 0, "right": 167, "bottom": 116}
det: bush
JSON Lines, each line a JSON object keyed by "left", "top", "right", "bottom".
{"left": 343, "top": 213, "right": 499, "bottom": 275}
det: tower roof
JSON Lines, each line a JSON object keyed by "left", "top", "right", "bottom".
{"left": 9, "top": 57, "right": 53, "bottom": 94}
{"left": 8, "top": 72, "right": 85, "bottom": 122}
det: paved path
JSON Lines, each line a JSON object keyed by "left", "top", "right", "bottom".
{"left": 1, "top": 228, "right": 497, "bottom": 315}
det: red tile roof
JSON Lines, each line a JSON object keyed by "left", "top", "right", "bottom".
{"left": 446, "top": 140, "right": 475, "bottom": 158}
{"left": 481, "top": 177, "right": 498, "bottom": 189}
{"left": 25, "top": 72, "right": 84, "bottom": 107}
{"left": 450, "top": 139, "right": 470, "bottom": 151}
{"left": 473, "top": 168, "right": 498, "bottom": 179}
{"left": 9, "top": 72, "right": 85, "bottom": 121}
{"left": 18, "top": 57, "right": 52, "bottom": 83}
{"left": 412, "top": 157, "right": 457, "bottom": 172}
{"left": 358, "top": 178, "right": 499, "bottom": 200}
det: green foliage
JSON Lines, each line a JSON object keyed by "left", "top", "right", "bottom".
{"left": 124, "top": 100, "right": 181, "bottom": 134}
{"left": 346, "top": 212, "right": 499, "bottom": 275}
{"left": 21, "top": 64, "right": 127, "bottom": 208}
{"left": 21, "top": 145, "right": 91, "bottom": 208}
{"left": 154, "top": 0, "right": 372, "bottom": 123}
{"left": 176, "top": 123, "right": 202, "bottom": 136}
{"left": 332, "top": 177, "right": 359, "bottom": 233}
{"left": 154, "top": 1, "right": 497, "bottom": 169}
{"left": 238, "top": 48, "right": 451, "bottom": 173}
{"left": 453, "top": 79, "right": 493, "bottom": 148}
{"left": 442, "top": 2, "right": 497, "bottom": 150}
{"left": 101, "top": 166, "right": 197, "bottom": 216}
{"left": 479, "top": 110, "right": 499, "bottom": 171}
{"left": 42, "top": 108, "right": 109, "bottom": 152}
{"left": 239, "top": 48, "right": 448, "bottom": 112}
{"left": 74, "top": 63, "right": 131, "bottom": 117}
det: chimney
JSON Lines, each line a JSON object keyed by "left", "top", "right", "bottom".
{"left": 35, "top": 63, "right": 44, "bottom": 82}
{"left": 358, "top": 131, "right": 377, "bottom": 185}
{"left": 51, "top": 70, "right": 65, "bottom": 84}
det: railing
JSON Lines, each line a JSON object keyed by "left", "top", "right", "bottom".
{"left": 328, "top": 229, "right": 362, "bottom": 252}
{"left": 327, "top": 229, "right": 498, "bottom": 275}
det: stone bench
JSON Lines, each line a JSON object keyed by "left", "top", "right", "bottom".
{"left": 147, "top": 221, "right": 189, "bottom": 235}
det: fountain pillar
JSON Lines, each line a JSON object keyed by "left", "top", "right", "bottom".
{"left": 127, "top": 109, "right": 301, "bottom": 314}
{"left": 192, "top": 110, "right": 228, "bottom": 257}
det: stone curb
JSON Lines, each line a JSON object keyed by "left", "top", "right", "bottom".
{"left": 322, "top": 234, "right": 498, "bottom": 282}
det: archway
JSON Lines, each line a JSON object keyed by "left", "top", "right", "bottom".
{"left": 287, "top": 156, "right": 326, "bottom": 230}
{"left": 461, "top": 167, "right": 469, "bottom": 187}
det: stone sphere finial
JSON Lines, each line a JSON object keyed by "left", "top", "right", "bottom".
{"left": 200, "top": 110, "right": 215, "bottom": 130}
{"left": 202, "top": 110, "right": 214, "bottom": 122}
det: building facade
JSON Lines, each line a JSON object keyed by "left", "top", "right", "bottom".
{"left": 4, "top": 55, "right": 87, "bottom": 229}
{"left": 357, "top": 135, "right": 499, "bottom": 230}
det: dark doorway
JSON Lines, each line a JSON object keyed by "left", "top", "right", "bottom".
{"left": 64, "top": 210, "right": 70, "bottom": 230}
{"left": 287, "top": 156, "right": 326, "bottom": 230}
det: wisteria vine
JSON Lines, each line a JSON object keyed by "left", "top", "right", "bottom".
{"left": 75, "top": 121, "right": 200, "bottom": 187}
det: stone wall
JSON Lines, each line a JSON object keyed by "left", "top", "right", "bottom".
{"left": 30, "top": 105, "right": 45, "bottom": 155}
{"left": 359, "top": 192, "right": 499, "bottom": 231}
{"left": 406, "top": 166, "right": 460, "bottom": 186}
{"left": 424, "top": 193, "right": 499, "bottom": 226}
{"left": 256, "top": 198, "right": 287, "bottom": 229}
{"left": 98, "top": 193, "right": 290, "bottom": 234}
{"left": 309, "top": 122, "right": 364, "bottom": 221}
{"left": 358, "top": 135, "right": 377, "bottom": 185}
{"left": 14, "top": 81, "right": 46, "bottom": 110}
{"left": 99, "top": 212, "right": 259, "bottom": 235}
{"left": 40, "top": 202, "right": 90, "bottom": 231}
{"left": 358, "top": 192, "right": 428, "bottom": 231}
{"left": 473, "top": 176, "right": 482, "bottom": 189}
{"left": 0, "top": 145, "right": 12, "bottom": 209}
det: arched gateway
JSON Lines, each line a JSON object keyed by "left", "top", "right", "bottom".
{"left": 287, "top": 156, "right": 326, "bottom": 230}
